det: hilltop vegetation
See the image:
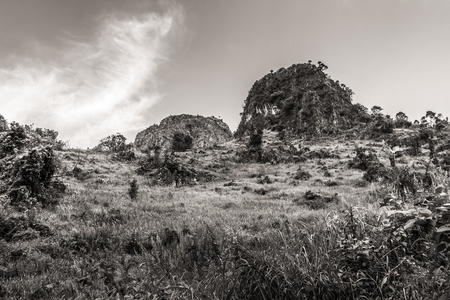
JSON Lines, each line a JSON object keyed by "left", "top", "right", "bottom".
{"left": 2, "top": 63, "right": 450, "bottom": 299}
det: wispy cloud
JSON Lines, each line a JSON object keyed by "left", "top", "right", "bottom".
{"left": 0, "top": 4, "right": 183, "bottom": 148}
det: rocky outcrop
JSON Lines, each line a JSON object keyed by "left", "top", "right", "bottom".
{"left": 0, "top": 114, "right": 8, "bottom": 131}
{"left": 235, "top": 62, "right": 369, "bottom": 138}
{"left": 134, "top": 114, "right": 233, "bottom": 151}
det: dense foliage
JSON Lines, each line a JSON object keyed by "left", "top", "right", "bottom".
{"left": 172, "top": 132, "right": 193, "bottom": 152}
{"left": 96, "top": 133, "right": 135, "bottom": 161}
{"left": 0, "top": 121, "right": 65, "bottom": 209}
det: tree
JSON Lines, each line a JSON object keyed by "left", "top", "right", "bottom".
{"left": 100, "top": 133, "right": 127, "bottom": 152}
{"left": 247, "top": 129, "right": 263, "bottom": 162}
{"left": 395, "top": 111, "right": 411, "bottom": 128}
{"left": 0, "top": 122, "right": 27, "bottom": 157}
{"left": 371, "top": 106, "right": 383, "bottom": 116}
{"left": 395, "top": 111, "right": 408, "bottom": 122}
{"left": 317, "top": 61, "right": 328, "bottom": 71}
{"left": 128, "top": 178, "right": 139, "bottom": 200}
{"left": 424, "top": 111, "right": 437, "bottom": 127}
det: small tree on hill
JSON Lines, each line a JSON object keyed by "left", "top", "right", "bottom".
{"left": 371, "top": 106, "right": 383, "bottom": 116}
{"left": 100, "top": 133, "right": 127, "bottom": 152}
{"left": 395, "top": 111, "right": 412, "bottom": 128}
{"left": 0, "top": 122, "right": 27, "bottom": 158}
{"left": 247, "top": 129, "right": 263, "bottom": 162}
{"left": 7, "top": 146, "right": 65, "bottom": 208}
{"left": 128, "top": 178, "right": 139, "bottom": 200}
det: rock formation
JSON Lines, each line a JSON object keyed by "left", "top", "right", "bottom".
{"left": 235, "top": 62, "right": 369, "bottom": 138}
{"left": 0, "top": 114, "right": 8, "bottom": 131}
{"left": 134, "top": 114, "right": 233, "bottom": 151}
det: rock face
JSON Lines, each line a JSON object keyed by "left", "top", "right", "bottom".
{"left": 134, "top": 114, "right": 233, "bottom": 151}
{"left": 235, "top": 63, "right": 369, "bottom": 138}
{"left": 0, "top": 114, "right": 8, "bottom": 131}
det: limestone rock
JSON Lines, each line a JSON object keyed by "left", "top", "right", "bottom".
{"left": 235, "top": 62, "right": 369, "bottom": 138}
{"left": 0, "top": 114, "right": 8, "bottom": 132}
{"left": 134, "top": 114, "right": 232, "bottom": 151}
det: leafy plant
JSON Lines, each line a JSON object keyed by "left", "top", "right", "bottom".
{"left": 5, "top": 146, "right": 65, "bottom": 209}
{"left": 0, "top": 122, "right": 27, "bottom": 158}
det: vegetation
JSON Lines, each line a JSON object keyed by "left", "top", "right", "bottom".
{"left": 96, "top": 133, "right": 135, "bottom": 161}
{"left": 235, "top": 62, "right": 368, "bottom": 138}
{"left": 0, "top": 121, "right": 66, "bottom": 210}
{"left": 4, "top": 63, "right": 450, "bottom": 299}
{"left": 172, "top": 132, "right": 193, "bottom": 152}
{"left": 128, "top": 178, "right": 139, "bottom": 200}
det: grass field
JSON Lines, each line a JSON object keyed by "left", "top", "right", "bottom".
{"left": 1, "top": 136, "right": 450, "bottom": 299}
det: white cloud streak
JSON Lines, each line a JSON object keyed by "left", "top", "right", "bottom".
{"left": 0, "top": 5, "right": 183, "bottom": 148}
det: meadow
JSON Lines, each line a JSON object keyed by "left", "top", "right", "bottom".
{"left": 1, "top": 134, "right": 450, "bottom": 299}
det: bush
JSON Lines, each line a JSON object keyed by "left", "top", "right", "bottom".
{"left": 172, "top": 132, "right": 193, "bottom": 152}
{"left": 0, "top": 122, "right": 27, "bottom": 158}
{"left": 293, "top": 190, "right": 339, "bottom": 209}
{"left": 98, "top": 133, "right": 127, "bottom": 152}
{"left": 294, "top": 167, "right": 312, "bottom": 180}
{"left": 113, "top": 149, "right": 135, "bottom": 161}
{"left": 348, "top": 147, "right": 379, "bottom": 171}
{"left": 363, "top": 162, "right": 388, "bottom": 183}
{"left": 3, "top": 146, "right": 65, "bottom": 209}
{"left": 387, "top": 166, "right": 420, "bottom": 200}
{"left": 128, "top": 179, "right": 139, "bottom": 200}
{"left": 248, "top": 129, "right": 263, "bottom": 148}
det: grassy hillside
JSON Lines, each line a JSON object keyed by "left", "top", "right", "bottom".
{"left": 2, "top": 124, "right": 450, "bottom": 299}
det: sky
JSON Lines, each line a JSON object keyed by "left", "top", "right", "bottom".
{"left": 0, "top": 0, "right": 450, "bottom": 148}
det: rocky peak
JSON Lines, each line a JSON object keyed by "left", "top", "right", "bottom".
{"left": 0, "top": 114, "right": 8, "bottom": 131}
{"left": 134, "top": 114, "right": 233, "bottom": 151}
{"left": 235, "top": 62, "right": 368, "bottom": 138}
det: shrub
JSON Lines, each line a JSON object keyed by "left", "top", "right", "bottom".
{"left": 248, "top": 129, "right": 263, "bottom": 148}
{"left": 98, "top": 133, "right": 127, "bottom": 152}
{"left": 124, "top": 233, "right": 143, "bottom": 255}
{"left": 363, "top": 162, "right": 388, "bottom": 182}
{"left": 172, "top": 132, "right": 193, "bottom": 152}
{"left": 294, "top": 167, "right": 312, "bottom": 180}
{"left": 348, "top": 147, "right": 379, "bottom": 171}
{"left": 0, "top": 122, "right": 27, "bottom": 158}
{"left": 5, "top": 146, "right": 65, "bottom": 209}
{"left": 293, "top": 190, "right": 339, "bottom": 210}
{"left": 128, "top": 178, "right": 139, "bottom": 200}
{"left": 387, "top": 166, "right": 420, "bottom": 200}
{"left": 113, "top": 148, "right": 135, "bottom": 161}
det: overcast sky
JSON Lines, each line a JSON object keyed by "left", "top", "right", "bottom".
{"left": 0, "top": 0, "right": 449, "bottom": 148}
